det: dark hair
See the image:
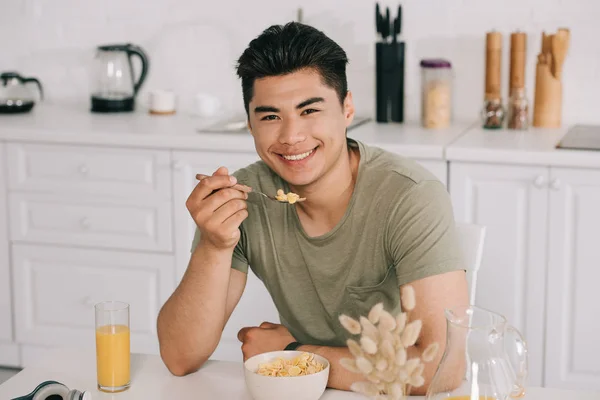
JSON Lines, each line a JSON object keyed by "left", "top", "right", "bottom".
{"left": 236, "top": 22, "right": 349, "bottom": 115}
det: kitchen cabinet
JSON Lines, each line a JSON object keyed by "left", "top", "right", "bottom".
{"left": 450, "top": 162, "right": 600, "bottom": 391}
{"left": 449, "top": 162, "right": 548, "bottom": 387}
{"left": 11, "top": 244, "right": 175, "bottom": 358}
{"left": 545, "top": 167, "right": 600, "bottom": 390}
{"left": 0, "top": 143, "right": 20, "bottom": 367}
{"left": 171, "top": 150, "right": 280, "bottom": 362}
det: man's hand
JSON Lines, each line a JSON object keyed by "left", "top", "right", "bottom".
{"left": 237, "top": 322, "right": 296, "bottom": 360}
{"left": 186, "top": 166, "right": 251, "bottom": 251}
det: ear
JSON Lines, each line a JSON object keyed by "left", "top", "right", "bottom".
{"left": 246, "top": 118, "right": 254, "bottom": 135}
{"left": 343, "top": 90, "right": 355, "bottom": 128}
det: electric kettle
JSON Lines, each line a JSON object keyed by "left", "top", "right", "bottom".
{"left": 0, "top": 72, "right": 43, "bottom": 114}
{"left": 90, "top": 43, "right": 149, "bottom": 113}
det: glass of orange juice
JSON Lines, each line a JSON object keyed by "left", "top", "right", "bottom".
{"left": 95, "top": 301, "right": 131, "bottom": 393}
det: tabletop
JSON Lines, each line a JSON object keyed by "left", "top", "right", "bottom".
{"left": 0, "top": 348, "right": 598, "bottom": 400}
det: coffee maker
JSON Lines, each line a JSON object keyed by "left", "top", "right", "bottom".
{"left": 90, "top": 43, "right": 149, "bottom": 112}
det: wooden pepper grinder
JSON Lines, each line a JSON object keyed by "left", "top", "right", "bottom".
{"left": 507, "top": 32, "right": 529, "bottom": 130}
{"left": 533, "top": 28, "right": 570, "bottom": 128}
{"left": 482, "top": 31, "right": 504, "bottom": 129}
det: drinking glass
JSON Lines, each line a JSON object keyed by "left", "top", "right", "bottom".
{"left": 95, "top": 301, "right": 131, "bottom": 393}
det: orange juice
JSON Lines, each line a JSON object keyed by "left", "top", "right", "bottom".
{"left": 95, "top": 324, "right": 130, "bottom": 389}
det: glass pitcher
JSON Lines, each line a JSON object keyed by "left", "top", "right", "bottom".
{"left": 426, "top": 305, "right": 528, "bottom": 400}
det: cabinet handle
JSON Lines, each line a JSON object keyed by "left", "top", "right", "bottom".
{"left": 80, "top": 217, "right": 91, "bottom": 229}
{"left": 550, "top": 178, "right": 561, "bottom": 190}
{"left": 533, "top": 175, "right": 546, "bottom": 188}
{"left": 81, "top": 296, "right": 96, "bottom": 307}
{"left": 78, "top": 164, "right": 90, "bottom": 175}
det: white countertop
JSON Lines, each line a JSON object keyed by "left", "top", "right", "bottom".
{"left": 0, "top": 102, "right": 470, "bottom": 159}
{"left": 0, "top": 348, "right": 598, "bottom": 400}
{"left": 3, "top": 103, "right": 600, "bottom": 169}
{"left": 446, "top": 126, "right": 600, "bottom": 169}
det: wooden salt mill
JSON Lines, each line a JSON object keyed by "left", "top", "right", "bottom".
{"left": 533, "top": 28, "right": 570, "bottom": 128}
{"left": 482, "top": 31, "right": 504, "bottom": 129}
{"left": 507, "top": 32, "right": 529, "bottom": 130}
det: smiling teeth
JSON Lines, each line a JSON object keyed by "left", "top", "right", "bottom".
{"left": 282, "top": 149, "right": 313, "bottom": 161}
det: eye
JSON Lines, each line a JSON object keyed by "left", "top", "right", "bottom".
{"left": 261, "top": 115, "right": 280, "bottom": 121}
{"left": 302, "top": 108, "right": 319, "bottom": 115}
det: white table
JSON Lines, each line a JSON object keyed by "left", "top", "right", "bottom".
{"left": 0, "top": 348, "right": 598, "bottom": 400}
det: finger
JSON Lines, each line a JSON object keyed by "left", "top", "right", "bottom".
{"left": 196, "top": 174, "right": 252, "bottom": 193}
{"left": 213, "top": 166, "right": 229, "bottom": 176}
{"left": 237, "top": 326, "right": 252, "bottom": 342}
{"left": 219, "top": 207, "right": 249, "bottom": 235}
{"left": 203, "top": 190, "right": 248, "bottom": 217}
{"left": 259, "top": 321, "right": 279, "bottom": 329}
{"left": 189, "top": 175, "right": 240, "bottom": 202}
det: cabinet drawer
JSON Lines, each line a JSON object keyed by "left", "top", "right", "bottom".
{"left": 7, "top": 142, "right": 171, "bottom": 199}
{"left": 11, "top": 244, "right": 175, "bottom": 354}
{"left": 9, "top": 193, "right": 173, "bottom": 252}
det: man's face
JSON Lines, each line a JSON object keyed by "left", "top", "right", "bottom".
{"left": 247, "top": 68, "right": 354, "bottom": 187}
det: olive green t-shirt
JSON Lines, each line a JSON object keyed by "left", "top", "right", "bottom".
{"left": 191, "top": 139, "right": 463, "bottom": 347}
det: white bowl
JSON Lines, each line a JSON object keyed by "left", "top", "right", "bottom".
{"left": 243, "top": 350, "right": 330, "bottom": 400}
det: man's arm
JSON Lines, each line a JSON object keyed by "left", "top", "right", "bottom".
{"left": 157, "top": 245, "right": 247, "bottom": 376}
{"left": 298, "top": 270, "right": 468, "bottom": 394}
{"left": 157, "top": 166, "right": 250, "bottom": 376}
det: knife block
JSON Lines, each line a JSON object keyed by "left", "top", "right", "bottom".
{"left": 533, "top": 63, "right": 562, "bottom": 128}
{"left": 375, "top": 41, "right": 405, "bottom": 123}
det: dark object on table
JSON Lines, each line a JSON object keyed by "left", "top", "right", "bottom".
{"left": 90, "top": 43, "right": 149, "bottom": 113}
{"left": 375, "top": 3, "right": 404, "bottom": 123}
{"left": 0, "top": 71, "right": 43, "bottom": 114}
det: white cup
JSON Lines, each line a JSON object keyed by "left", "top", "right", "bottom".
{"left": 149, "top": 90, "right": 176, "bottom": 114}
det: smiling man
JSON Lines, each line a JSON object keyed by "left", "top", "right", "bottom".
{"left": 157, "top": 22, "right": 468, "bottom": 394}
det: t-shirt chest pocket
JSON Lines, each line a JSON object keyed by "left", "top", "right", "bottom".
{"left": 342, "top": 264, "right": 401, "bottom": 319}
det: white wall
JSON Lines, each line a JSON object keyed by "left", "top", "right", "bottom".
{"left": 1, "top": 0, "right": 598, "bottom": 124}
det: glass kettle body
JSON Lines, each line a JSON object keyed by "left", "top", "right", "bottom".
{"left": 0, "top": 72, "right": 43, "bottom": 113}
{"left": 426, "top": 305, "right": 528, "bottom": 400}
{"left": 90, "top": 43, "right": 149, "bottom": 113}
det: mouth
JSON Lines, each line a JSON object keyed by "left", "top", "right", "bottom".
{"left": 277, "top": 147, "right": 317, "bottom": 162}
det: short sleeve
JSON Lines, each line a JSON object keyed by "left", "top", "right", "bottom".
{"left": 386, "top": 180, "right": 464, "bottom": 287}
{"left": 190, "top": 226, "right": 249, "bottom": 274}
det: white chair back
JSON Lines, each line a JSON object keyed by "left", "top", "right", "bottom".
{"left": 455, "top": 222, "right": 486, "bottom": 305}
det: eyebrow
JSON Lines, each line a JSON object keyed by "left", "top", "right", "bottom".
{"left": 253, "top": 97, "right": 325, "bottom": 114}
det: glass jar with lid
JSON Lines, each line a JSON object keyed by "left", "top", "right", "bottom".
{"left": 420, "top": 59, "right": 453, "bottom": 129}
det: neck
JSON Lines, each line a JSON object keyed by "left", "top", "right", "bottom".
{"left": 290, "top": 142, "right": 360, "bottom": 235}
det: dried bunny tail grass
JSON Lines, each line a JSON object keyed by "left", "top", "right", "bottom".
{"left": 397, "top": 367, "right": 409, "bottom": 383}
{"left": 411, "top": 363, "right": 425, "bottom": 381}
{"left": 350, "top": 381, "right": 380, "bottom": 398}
{"left": 339, "top": 314, "right": 362, "bottom": 335}
{"left": 375, "top": 357, "right": 389, "bottom": 372}
{"left": 378, "top": 310, "right": 397, "bottom": 332}
{"left": 409, "top": 374, "right": 425, "bottom": 388}
{"left": 401, "top": 320, "right": 422, "bottom": 348}
{"left": 380, "top": 338, "right": 395, "bottom": 363}
{"left": 347, "top": 338, "right": 364, "bottom": 358}
{"left": 361, "top": 336, "right": 378, "bottom": 355}
{"left": 395, "top": 346, "right": 407, "bottom": 366}
{"left": 401, "top": 285, "right": 416, "bottom": 311}
{"left": 422, "top": 342, "right": 440, "bottom": 362}
{"left": 394, "top": 312, "right": 407, "bottom": 335}
{"left": 340, "top": 357, "right": 361, "bottom": 373}
{"left": 360, "top": 316, "right": 380, "bottom": 341}
{"left": 356, "top": 356, "right": 374, "bottom": 374}
{"left": 404, "top": 358, "right": 421, "bottom": 375}
{"left": 390, "top": 382, "right": 405, "bottom": 400}
{"left": 368, "top": 302, "right": 384, "bottom": 324}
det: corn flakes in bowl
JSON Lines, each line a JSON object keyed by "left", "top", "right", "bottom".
{"left": 243, "top": 351, "right": 330, "bottom": 400}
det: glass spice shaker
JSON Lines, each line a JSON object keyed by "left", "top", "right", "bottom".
{"left": 481, "top": 95, "right": 505, "bottom": 129}
{"left": 507, "top": 88, "right": 529, "bottom": 130}
{"left": 420, "top": 59, "right": 453, "bottom": 129}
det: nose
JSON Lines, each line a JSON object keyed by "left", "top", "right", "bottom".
{"left": 277, "top": 117, "right": 306, "bottom": 146}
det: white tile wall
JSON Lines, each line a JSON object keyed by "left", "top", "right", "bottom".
{"left": 1, "top": 0, "right": 598, "bottom": 124}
